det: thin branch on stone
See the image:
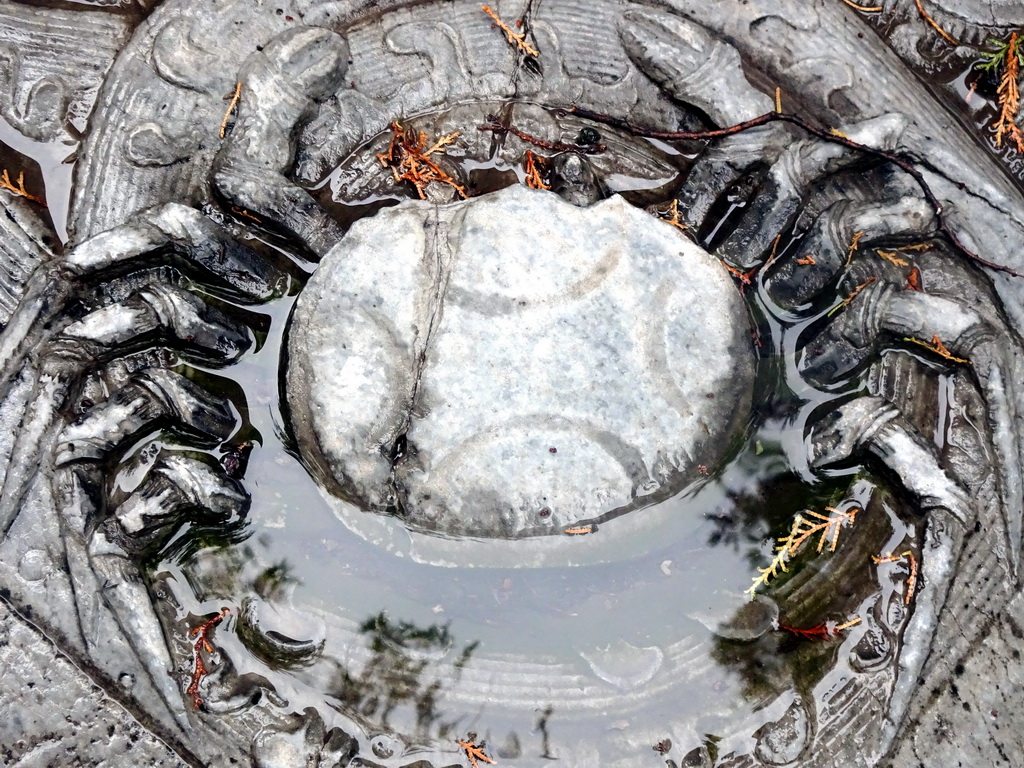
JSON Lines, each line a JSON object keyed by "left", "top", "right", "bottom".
{"left": 568, "top": 106, "right": 1024, "bottom": 279}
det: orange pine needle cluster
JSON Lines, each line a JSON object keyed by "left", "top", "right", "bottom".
{"left": 376, "top": 122, "right": 466, "bottom": 200}
{"left": 876, "top": 249, "right": 910, "bottom": 267}
{"left": 0, "top": 169, "right": 45, "bottom": 206}
{"left": 523, "top": 150, "right": 549, "bottom": 190}
{"left": 186, "top": 608, "right": 229, "bottom": 708}
{"left": 782, "top": 507, "right": 860, "bottom": 555}
{"left": 481, "top": 6, "right": 538, "bottom": 57}
{"left": 796, "top": 254, "right": 817, "bottom": 266}
{"left": 904, "top": 334, "right": 970, "bottom": 364}
{"left": 872, "top": 550, "right": 918, "bottom": 604}
{"left": 844, "top": 230, "right": 864, "bottom": 266}
{"left": 746, "top": 506, "right": 859, "bottom": 596}
{"left": 994, "top": 34, "right": 1024, "bottom": 153}
{"left": 457, "top": 737, "right": 496, "bottom": 767}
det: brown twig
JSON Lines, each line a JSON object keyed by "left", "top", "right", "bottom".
{"left": 219, "top": 82, "right": 242, "bottom": 139}
{"left": 186, "top": 608, "right": 229, "bottom": 708}
{"left": 478, "top": 117, "right": 606, "bottom": 154}
{"left": 567, "top": 106, "right": 1024, "bottom": 279}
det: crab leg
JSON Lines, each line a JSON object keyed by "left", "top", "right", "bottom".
{"left": 807, "top": 395, "right": 971, "bottom": 754}
{"left": 54, "top": 369, "right": 237, "bottom": 466}
{"left": 103, "top": 451, "right": 249, "bottom": 557}
{"left": 764, "top": 188, "right": 935, "bottom": 309}
{"left": 66, "top": 203, "right": 287, "bottom": 300}
{"left": 213, "top": 27, "right": 349, "bottom": 258}
{"left": 706, "top": 115, "right": 906, "bottom": 267}
{"left": 55, "top": 283, "right": 251, "bottom": 363}
{"left": 804, "top": 281, "right": 1023, "bottom": 571}
{"left": 53, "top": 463, "right": 196, "bottom": 739}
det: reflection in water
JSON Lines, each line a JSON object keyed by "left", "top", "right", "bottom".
{"left": 325, "top": 613, "right": 478, "bottom": 741}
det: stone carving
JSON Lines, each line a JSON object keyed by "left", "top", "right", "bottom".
{"left": 287, "top": 186, "right": 753, "bottom": 543}
{"left": 2, "top": 1, "right": 1024, "bottom": 767}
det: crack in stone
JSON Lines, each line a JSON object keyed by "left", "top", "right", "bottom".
{"left": 387, "top": 203, "right": 460, "bottom": 507}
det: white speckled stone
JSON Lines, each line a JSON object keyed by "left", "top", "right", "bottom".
{"left": 287, "top": 185, "right": 753, "bottom": 539}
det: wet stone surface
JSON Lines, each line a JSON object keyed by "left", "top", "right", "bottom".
{"left": 0, "top": 599, "right": 186, "bottom": 768}
{"left": 286, "top": 185, "right": 754, "bottom": 539}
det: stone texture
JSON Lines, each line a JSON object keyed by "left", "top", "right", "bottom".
{"left": 0, "top": 598, "right": 187, "bottom": 768}
{"left": 287, "top": 185, "right": 754, "bottom": 539}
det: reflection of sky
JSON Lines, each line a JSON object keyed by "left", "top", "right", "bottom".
{"left": 0, "top": 114, "right": 75, "bottom": 243}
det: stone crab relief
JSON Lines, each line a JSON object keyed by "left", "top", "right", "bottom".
{"left": 4, "top": 0, "right": 1024, "bottom": 766}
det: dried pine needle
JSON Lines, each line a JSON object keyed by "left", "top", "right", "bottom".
{"left": 914, "top": 0, "right": 958, "bottom": 46}
{"left": 376, "top": 122, "right": 466, "bottom": 200}
{"left": 481, "top": 5, "right": 538, "bottom": 57}
{"left": 904, "top": 334, "right": 970, "bottom": 364}
{"left": 839, "top": 0, "right": 882, "bottom": 12}
{"left": 220, "top": 82, "right": 242, "bottom": 139}
{"left": 828, "top": 276, "right": 877, "bottom": 317}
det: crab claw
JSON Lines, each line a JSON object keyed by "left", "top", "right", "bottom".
{"left": 103, "top": 451, "right": 249, "bottom": 556}
{"left": 808, "top": 396, "right": 972, "bottom": 526}
{"left": 619, "top": 8, "right": 771, "bottom": 125}
{"left": 213, "top": 27, "right": 350, "bottom": 258}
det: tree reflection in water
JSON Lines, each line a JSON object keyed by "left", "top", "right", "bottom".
{"left": 325, "top": 612, "right": 479, "bottom": 743}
